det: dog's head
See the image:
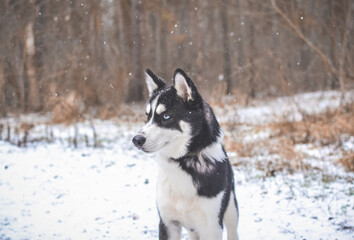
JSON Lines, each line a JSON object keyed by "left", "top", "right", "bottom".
{"left": 132, "top": 68, "right": 214, "bottom": 159}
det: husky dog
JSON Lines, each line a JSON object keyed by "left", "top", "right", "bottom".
{"left": 132, "top": 69, "right": 239, "bottom": 240}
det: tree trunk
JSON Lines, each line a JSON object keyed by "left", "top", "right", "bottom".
{"left": 159, "top": 0, "right": 168, "bottom": 72}
{"left": 126, "top": 0, "right": 144, "bottom": 103}
{"left": 16, "top": 42, "right": 26, "bottom": 111}
{"left": 338, "top": 0, "right": 351, "bottom": 95}
{"left": 247, "top": 1, "right": 256, "bottom": 100}
{"left": 326, "top": 0, "right": 337, "bottom": 89}
{"left": 235, "top": 0, "right": 245, "bottom": 70}
{"left": 149, "top": 12, "right": 158, "bottom": 70}
{"left": 115, "top": 0, "right": 128, "bottom": 70}
{"left": 24, "top": 22, "right": 41, "bottom": 111}
{"left": 221, "top": 0, "right": 232, "bottom": 95}
{"left": 0, "top": 61, "right": 6, "bottom": 116}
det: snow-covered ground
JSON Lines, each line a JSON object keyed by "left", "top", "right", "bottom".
{"left": 0, "top": 91, "right": 353, "bottom": 239}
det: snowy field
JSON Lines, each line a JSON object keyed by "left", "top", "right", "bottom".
{"left": 0, "top": 91, "right": 353, "bottom": 240}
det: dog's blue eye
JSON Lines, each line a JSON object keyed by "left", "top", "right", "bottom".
{"left": 163, "top": 114, "right": 170, "bottom": 120}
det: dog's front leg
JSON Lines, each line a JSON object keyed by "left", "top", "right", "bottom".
{"left": 159, "top": 219, "right": 182, "bottom": 240}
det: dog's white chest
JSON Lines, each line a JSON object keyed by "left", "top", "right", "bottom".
{"left": 155, "top": 159, "right": 222, "bottom": 229}
{"left": 158, "top": 164, "right": 194, "bottom": 202}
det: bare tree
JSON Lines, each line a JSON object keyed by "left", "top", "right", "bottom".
{"left": 24, "top": 22, "right": 41, "bottom": 111}
{"left": 126, "top": 0, "right": 144, "bottom": 102}
{"left": 221, "top": 0, "right": 232, "bottom": 95}
{"left": 0, "top": 60, "right": 5, "bottom": 116}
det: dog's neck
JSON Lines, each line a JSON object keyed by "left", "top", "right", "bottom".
{"left": 157, "top": 137, "right": 226, "bottom": 169}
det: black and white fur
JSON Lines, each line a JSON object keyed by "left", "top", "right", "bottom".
{"left": 133, "top": 69, "right": 239, "bottom": 240}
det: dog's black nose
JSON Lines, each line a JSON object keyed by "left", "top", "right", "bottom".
{"left": 132, "top": 135, "right": 146, "bottom": 148}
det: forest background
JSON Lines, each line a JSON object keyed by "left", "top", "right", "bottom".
{"left": 0, "top": 0, "right": 353, "bottom": 117}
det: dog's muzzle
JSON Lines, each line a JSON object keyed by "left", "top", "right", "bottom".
{"left": 132, "top": 135, "right": 146, "bottom": 149}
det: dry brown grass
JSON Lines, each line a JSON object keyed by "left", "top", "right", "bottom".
{"left": 337, "top": 151, "right": 354, "bottom": 171}
{"left": 224, "top": 133, "right": 309, "bottom": 175}
{"left": 269, "top": 103, "right": 354, "bottom": 171}
{"left": 224, "top": 102, "right": 354, "bottom": 173}
{"left": 269, "top": 103, "right": 354, "bottom": 146}
{"left": 51, "top": 91, "right": 84, "bottom": 124}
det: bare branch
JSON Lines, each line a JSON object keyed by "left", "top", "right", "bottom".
{"left": 270, "top": 0, "right": 339, "bottom": 77}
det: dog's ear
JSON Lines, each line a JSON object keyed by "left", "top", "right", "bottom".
{"left": 145, "top": 69, "right": 165, "bottom": 97}
{"left": 173, "top": 69, "right": 199, "bottom": 102}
